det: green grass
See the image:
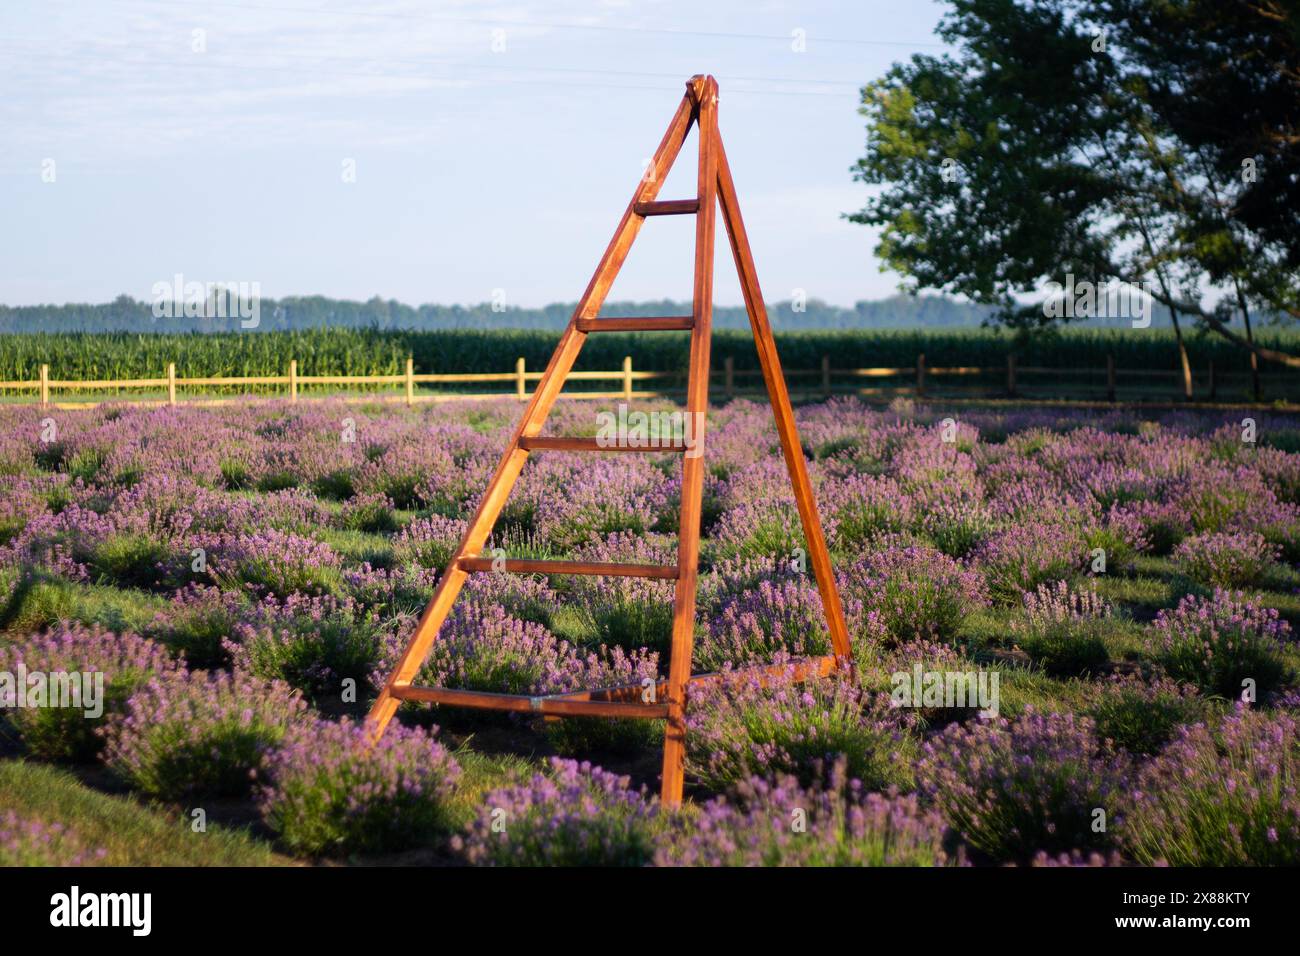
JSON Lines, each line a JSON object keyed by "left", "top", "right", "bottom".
{"left": 440, "top": 748, "right": 536, "bottom": 829}
{"left": 1, "top": 577, "right": 168, "bottom": 635}
{"left": 315, "top": 528, "right": 395, "bottom": 568}
{"left": 991, "top": 667, "right": 1097, "bottom": 719}
{"left": 0, "top": 760, "right": 289, "bottom": 866}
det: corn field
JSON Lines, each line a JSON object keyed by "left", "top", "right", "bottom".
{"left": 1, "top": 327, "right": 1297, "bottom": 384}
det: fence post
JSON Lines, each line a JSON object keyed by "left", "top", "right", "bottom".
{"left": 39, "top": 364, "right": 49, "bottom": 406}
{"left": 405, "top": 357, "right": 414, "bottom": 407}
{"left": 821, "top": 355, "right": 831, "bottom": 399}
{"left": 916, "top": 354, "right": 926, "bottom": 398}
{"left": 1106, "top": 354, "right": 1116, "bottom": 402}
{"left": 1006, "top": 354, "right": 1017, "bottom": 397}
{"left": 1208, "top": 360, "right": 1216, "bottom": 401}
{"left": 724, "top": 355, "right": 734, "bottom": 399}
{"left": 622, "top": 356, "right": 633, "bottom": 402}
{"left": 167, "top": 362, "right": 176, "bottom": 406}
{"left": 516, "top": 357, "right": 526, "bottom": 401}
{"left": 289, "top": 359, "right": 298, "bottom": 403}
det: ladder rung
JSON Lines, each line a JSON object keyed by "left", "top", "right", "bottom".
{"left": 458, "top": 556, "right": 679, "bottom": 579}
{"left": 576, "top": 316, "right": 694, "bottom": 332}
{"left": 390, "top": 684, "right": 670, "bottom": 719}
{"left": 518, "top": 436, "right": 687, "bottom": 453}
{"left": 634, "top": 199, "right": 699, "bottom": 216}
{"left": 545, "top": 654, "right": 840, "bottom": 704}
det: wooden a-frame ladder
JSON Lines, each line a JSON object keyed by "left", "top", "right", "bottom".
{"left": 366, "top": 75, "right": 853, "bottom": 807}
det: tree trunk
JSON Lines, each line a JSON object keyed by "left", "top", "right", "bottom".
{"left": 1169, "top": 307, "right": 1193, "bottom": 400}
{"left": 1233, "top": 279, "right": 1261, "bottom": 401}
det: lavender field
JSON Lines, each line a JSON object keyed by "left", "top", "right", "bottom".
{"left": 1, "top": 396, "right": 1298, "bottom": 867}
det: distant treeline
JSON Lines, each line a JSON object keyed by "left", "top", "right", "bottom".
{"left": 0, "top": 293, "right": 994, "bottom": 333}
{"left": 0, "top": 292, "right": 1195, "bottom": 334}
{"left": 0, "top": 326, "right": 1292, "bottom": 382}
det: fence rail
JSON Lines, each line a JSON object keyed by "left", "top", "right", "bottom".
{"left": 0, "top": 353, "right": 1289, "bottom": 408}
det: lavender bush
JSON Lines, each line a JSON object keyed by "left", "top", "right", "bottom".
{"left": 455, "top": 759, "right": 658, "bottom": 866}
{"left": 1147, "top": 589, "right": 1294, "bottom": 699}
{"left": 917, "top": 709, "right": 1128, "bottom": 862}
{"left": 569, "top": 533, "right": 676, "bottom": 658}
{"left": 1009, "top": 581, "right": 1112, "bottom": 676}
{"left": 840, "top": 545, "right": 988, "bottom": 645}
{"left": 103, "top": 669, "right": 310, "bottom": 799}
{"left": 973, "top": 523, "right": 1088, "bottom": 604}
{"left": 0, "top": 624, "right": 182, "bottom": 761}
{"left": 140, "top": 584, "right": 246, "bottom": 668}
{"left": 658, "top": 763, "right": 953, "bottom": 867}
{"left": 1173, "top": 531, "right": 1280, "bottom": 588}
{"left": 684, "top": 663, "right": 919, "bottom": 794}
{"left": 334, "top": 492, "right": 398, "bottom": 533}
{"left": 1125, "top": 706, "right": 1300, "bottom": 866}
{"left": 1084, "top": 674, "right": 1214, "bottom": 755}
{"left": 391, "top": 514, "right": 467, "bottom": 572}
{"left": 694, "top": 576, "right": 835, "bottom": 670}
{"left": 229, "top": 592, "right": 384, "bottom": 699}
{"left": 259, "top": 718, "right": 461, "bottom": 856}
{"left": 208, "top": 528, "right": 344, "bottom": 597}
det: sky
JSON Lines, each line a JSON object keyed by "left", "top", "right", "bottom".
{"left": 0, "top": 0, "right": 953, "bottom": 309}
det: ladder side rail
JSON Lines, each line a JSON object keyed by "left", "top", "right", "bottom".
{"left": 659, "top": 76, "right": 720, "bottom": 807}
{"left": 715, "top": 135, "right": 853, "bottom": 661}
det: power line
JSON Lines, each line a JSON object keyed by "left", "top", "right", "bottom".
{"left": 76, "top": 0, "right": 947, "bottom": 49}
{"left": 0, "top": 43, "right": 866, "bottom": 99}
{"left": 0, "top": 36, "right": 866, "bottom": 89}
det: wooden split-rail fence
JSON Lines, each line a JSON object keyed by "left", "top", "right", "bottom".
{"left": 0, "top": 353, "right": 1280, "bottom": 408}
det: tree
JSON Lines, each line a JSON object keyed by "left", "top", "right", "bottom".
{"left": 848, "top": 0, "right": 1300, "bottom": 385}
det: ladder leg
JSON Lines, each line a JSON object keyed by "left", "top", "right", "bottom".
{"left": 660, "top": 77, "right": 719, "bottom": 808}
{"left": 714, "top": 136, "right": 854, "bottom": 662}
{"left": 367, "top": 90, "right": 700, "bottom": 741}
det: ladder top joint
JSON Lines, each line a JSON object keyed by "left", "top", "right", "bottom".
{"left": 686, "top": 74, "right": 718, "bottom": 105}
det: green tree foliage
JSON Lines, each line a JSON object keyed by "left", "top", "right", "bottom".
{"left": 848, "top": 0, "right": 1300, "bottom": 373}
